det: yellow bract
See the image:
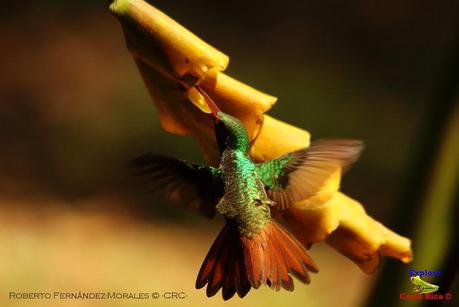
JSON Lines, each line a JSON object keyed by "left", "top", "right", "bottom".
{"left": 110, "top": 0, "right": 412, "bottom": 273}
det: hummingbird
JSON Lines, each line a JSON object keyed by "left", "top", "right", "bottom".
{"left": 130, "top": 87, "right": 363, "bottom": 300}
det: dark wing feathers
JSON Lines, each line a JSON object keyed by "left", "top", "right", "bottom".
{"left": 129, "top": 153, "right": 223, "bottom": 218}
{"left": 256, "top": 139, "right": 363, "bottom": 210}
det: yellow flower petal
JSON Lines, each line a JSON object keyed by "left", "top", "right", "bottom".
{"left": 136, "top": 59, "right": 189, "bottom": 135}
{"left": 137, "top": 60, "right": 218, "bottom": 164}
{"left": 250, "top": 115, "right": 310, "bottom": 161}
{"left": 199, "top": 70, "right": 277, "bottom": 141}
{"left": 326, "top": 193, "right": 412, "bottom": 273}
{"left": 110, "top": 0, "right": 229, "bottom": 83}
{"left": 187, "top": 87, "right": 212, "bottom": 114}
{"left": 282, "top": 192, "right": 341, "bottom": 246}
{"left": 283, "top": 182, "right": 412, "bottom": 273}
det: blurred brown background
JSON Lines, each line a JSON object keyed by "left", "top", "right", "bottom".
{"left": 1, "top": 1, "right": 458, "bottom": 307}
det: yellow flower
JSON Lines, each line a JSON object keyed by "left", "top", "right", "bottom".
{"left": 109, "top": 0, "right": 412, "bottom": 273}
{"left": 283, "top": 188, "right": 412, "bottom": 273}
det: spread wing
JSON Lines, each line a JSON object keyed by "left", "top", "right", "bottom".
{"left": 129, "top": 153, "right": 224, "bottom": 218}
{"left": 255, "top": 139, "right": 363, "bottom": 210}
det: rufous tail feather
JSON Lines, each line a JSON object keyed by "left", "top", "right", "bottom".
{"left": 196, "top": 219, "right": 318, "bottom": 300}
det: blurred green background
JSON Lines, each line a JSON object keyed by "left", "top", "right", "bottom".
{"left": 0, "top": 1, "right": 458, "bottom": 307}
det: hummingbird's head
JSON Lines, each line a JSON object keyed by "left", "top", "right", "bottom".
{"left": 196, "top": 86, "right": 250, "bottom": 153}
{"left": 214, "top": 112, "right": 250, "bottom": 153}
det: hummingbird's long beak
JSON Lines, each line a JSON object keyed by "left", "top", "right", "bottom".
{"left": 196, "top": 86, "right": 220, "bottom": 118}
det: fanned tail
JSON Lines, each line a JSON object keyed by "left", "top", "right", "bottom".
{"left": 196, "top": 219, "right": 318, "bottom": 300}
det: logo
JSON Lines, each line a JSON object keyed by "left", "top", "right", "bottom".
{"left": 399, "top": 269, "right": 452, "bottom": 301}
{"left": 409, "top": 269, "right": 441, "bottom": 278}
{"left": 410, "top": 276, "right": 438, "bottom": 294}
